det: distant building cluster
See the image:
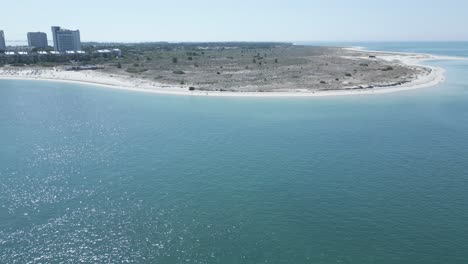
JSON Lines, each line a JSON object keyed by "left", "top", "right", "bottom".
{"left": 0, "top": 26, "right": 83, "bottom": 52}
{"left": 0, "top": 27, "right": 124, "bottom": 67}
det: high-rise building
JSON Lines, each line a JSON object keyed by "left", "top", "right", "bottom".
{"left": 27, "top": 32, "right": 48, "bottom": 48}
{"left": 0, "top": 30, "right": 6, "bottom": 51}
{"left": 51, "top": 26, "right": 60, "bottom": 50}
{"left": 51, "top": 26, "right": 81, "bottom": 52}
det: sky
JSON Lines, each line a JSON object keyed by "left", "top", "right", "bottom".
{"left": 1, "top": 0, "right": 468, "bottom": 43}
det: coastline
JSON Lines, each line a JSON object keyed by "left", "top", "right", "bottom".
{"left": 0, "top": 48, "right": 461, "bottom": 97}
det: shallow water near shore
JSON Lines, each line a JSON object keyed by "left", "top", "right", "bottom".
{"left": 1, "top": 43, "right": 468, "bottom": 263}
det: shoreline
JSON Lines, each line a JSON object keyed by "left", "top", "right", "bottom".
{"left": 0, "top": 48, "right": 462, "bottom": 97}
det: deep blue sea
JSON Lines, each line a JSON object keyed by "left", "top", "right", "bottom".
{"left": 1, "top": 43, "right": 468, "bottom": 263}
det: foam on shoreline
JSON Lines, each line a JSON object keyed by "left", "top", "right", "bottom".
{"left": 0, "top": 48, "right": 462, "bottom": 97}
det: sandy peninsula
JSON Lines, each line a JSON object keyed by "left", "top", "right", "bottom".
{"left": 0, "top": 46, "right": 457, "bottom": 97}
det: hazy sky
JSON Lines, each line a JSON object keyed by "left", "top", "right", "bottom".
{"left": 1, "top": 0, "right": 467, "bottom": 42}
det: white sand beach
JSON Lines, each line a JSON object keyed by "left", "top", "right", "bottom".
{"left": 0, "top": 49, "right": 462, "bottom": 97}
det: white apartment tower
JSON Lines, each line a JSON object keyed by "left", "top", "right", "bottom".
{"left": 0, "top": 30, "right": 6, "bottom": 51}
{"left": 27, "top": 32, "right": 48, "bottom": 48}
{"left": 51, "top": 26, "right": 81, "bottom": 52}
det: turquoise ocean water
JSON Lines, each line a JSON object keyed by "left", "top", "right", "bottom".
{"left": 1, "top": 43, "right": 468, "bottom": 263}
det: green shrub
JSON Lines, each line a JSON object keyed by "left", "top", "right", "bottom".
{"left": 126, "top": 67, "right": 148, "bottom": 74}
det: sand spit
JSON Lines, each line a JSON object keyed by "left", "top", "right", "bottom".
{"left": 0, "top": 48, "right": 462, "bottom": 97}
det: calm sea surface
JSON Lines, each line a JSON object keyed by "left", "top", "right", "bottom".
{"left": 1, "top": 43, "right": 468, "bottom": 263}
